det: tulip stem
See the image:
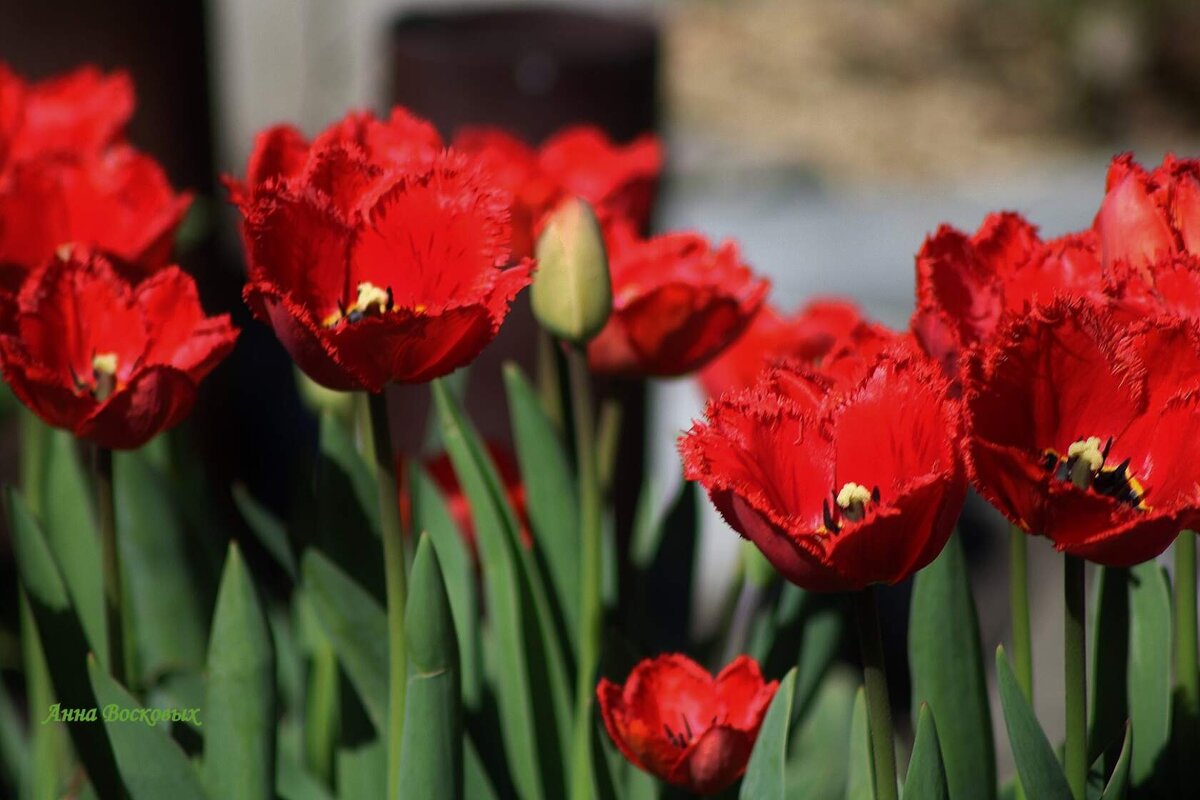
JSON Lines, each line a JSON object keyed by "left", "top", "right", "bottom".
{"left": 1175, "top": 531, "right": 1199, "bottom": 790}
{"left": 855, "top": 587, "right": 898, "bottom": 800}
{"left": 567, "top": 345, "right": 602, "bottom": 800}
{"left": 368, "top": 390, "right": 407, "bottom": 800}
{"left": 1010, "top": 525, "right": 1034, "bottom": 702}
{"left": 537, "top": 329, "right": 565, "bottom": 433}
{"left": 94, "top": 446, "right": 126, "bottom": 685}
{"left": 1063, "top": 554, "right": 1087, "bottom": 800}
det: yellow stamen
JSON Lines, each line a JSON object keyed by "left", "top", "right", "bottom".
{"left": 836, "top": 482, "right": 872, "bottom": 510}
{"left": 355, "top": 282, "right": 391, "bottom": 314}
{"left": 92, "top": 352, "right": 118, "bottom": 376}
{"left": 1067, "top": 437, "right": 1105, "bottom": 473}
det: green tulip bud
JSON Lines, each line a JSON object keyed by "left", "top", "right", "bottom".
{"left": 532, "top": 197, "right": 612, "bottom": 343}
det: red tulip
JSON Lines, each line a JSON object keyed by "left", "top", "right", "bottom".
{"left": 0, "top": 246, "right": 237, "bottom": 449}
{"left": 680, "top": 340, "right": 965, "bottom": 591}
{"left": 910, "top": 212, "right": 1102, "bottom": 377}
{"left": 597, "top": 654, "right": 778, "bottom": 795}
{"left": 0, "top": 145, "right": 192, "bottom": 286}
{"left": 536, "top": 125, "right": 661, "bottom": 231}
{"left": 453, "top": 125, "right": 662, "bottom": 258}
{"left": 965, "top": 297, "right": 1200, "bottom": 566}
{"left": 422, "top": 442, "right": 532, "bottom": 553}
{"left": 237, "top": 142, "right": 532, "bottom": 391}
{"left": 0, "top": 63, "right": 133, "bottom": 168}
{"left": 1096, "top": 153, "right": 1200, "bottom": 274}
{"left": 699, "top": 299, "right": 886, "bottom": 396}
{"left": 587, "top": 224, "right": 769, "bottom": 376}
{"left": 226, "top": 107, "right": 443, "bottom": 207}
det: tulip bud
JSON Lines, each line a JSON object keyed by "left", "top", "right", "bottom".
{"left": 532, "top": 197, "right": 612, "bottom": 343}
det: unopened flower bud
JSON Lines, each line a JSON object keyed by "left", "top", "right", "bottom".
{"left": 532, "top": 197, "right": 612, "bottom": 343}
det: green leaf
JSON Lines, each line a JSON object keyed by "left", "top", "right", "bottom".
{"left": 38, "top": 429, "right": 106, "bottom": 664}
{"left": 203, "top": 544, "right": 276, "bottom": 800}
{"left": 8, "top": 488, "right": 120, "bottom": 798}
{"left": 410, "top": 465, "right": 480, "bottom": 708}
{"left": 996, "top": 645, "right": 1072, "bottom": 800}
{"left": 318, "top": 411, "right": 378, "bottom": 533}
{"left": 19, "top": 590, "right": 69, "bottom": 800}
{"left": 1088, "top": 567, "right": 1129, "bottom": 764}
{"left": 465, "top": 735, "right": 500, "bottom": 800}
{"left": 786, "top": 668, "right": 855, "bottom": 798}
{"left": 909, "top": 531, "right": 996, "bottom": 800}
{"left": 398, "top": 534, "right": 463, "bottom": 800}
{"left": 1099, "top": 722, "right": 1131, "bottom": 800}
{"left": 232, "top": 483, "right": 297, "bottom": 581}
{"left": 590, "top": 713, "right": 621, "bottom": 800}
{"left": 434, "top": 379, "right": 572, "bottom": 800}
{"left": 740, "top": 667, "right": 798, "bottom": 800}
{"left": 847, "top": 686, "right": 875, "bottom": 800}
{"left": 87, "top": 656, "right": 209, "bottom": 800}
{"left": 301, "top": 551, "right": 388, "bottom": 732}
{"left": 336, "top": 740, "right": 384, "bottom": 800}
{"left": 503, "top": 363, "right": 581, "bottom": 645}
{"left": 1127, "top": 562, "right": 1170, "bottom": 786}
{"left": 902, "top": 705, "right": 948, "bottom": 800}
{"left": 278, "top": 743, "right": 336, "bottom": 800}
{"left": 0, "top": 629, "right": 30, "bottom": 797}
{"left": 116, "top": 450, "right": 209, "bottom": 680}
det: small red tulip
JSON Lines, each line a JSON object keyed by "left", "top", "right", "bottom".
{"left": 587, "top": 224, "right": 769, "bottom": 377}
{"left": 1095, "top": 153, "right": 1200, "bottom": 274}
{"left": 597, "top": 654, "right": 778, "bottom": 795}
{"left": 699, "top": 299, "right": 886, "bottom": 397}
{"left": 0, "top": 145, "right": 192, "bottom": 286}
{"left": 235, "top": 126, "right": 533, "bottom": 391}
{"left": 680, "top": 340, "right": 965, "bottom": 591}
{"left": 0, "top": 62, "right": 133, "bottom": 167}
{"left": 910, "top": 211, "right": 1102, "bottom": 377}
{"left": 965, "top": 297, "right": 1200, "bottom": 566}
{"left": 0, "top": 247, "right": 237, "bottom": 449}
{"left": 453, "top": 124, "right": 662, "bottom": 258}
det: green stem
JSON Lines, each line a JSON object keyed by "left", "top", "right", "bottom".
{"left": 855, "top": 587, "right": 898, "bottom": 800}
{"left": 567, "top": 346, "right": 602, "bottom": 800}
{"left": 1063, "top": 555, "right": 1087, "bottom": 800}
{"left": 369, "top": 390, "right": 407, "bottom": 800}
{"left": 537, "top": 328, "right": 564, "bottom": 433}
{"left": 1175, "top": 531, "right": 1199, "bottom": 791}
{"left": 95, "top": 446, "right": 125, "bottom": 684}
{"left": 1010, "top": 525, "right": 1033, "bottom": 702}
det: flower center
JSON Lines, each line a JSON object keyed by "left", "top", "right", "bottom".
{"left": 662, "top": 712, "right": 720, "bottom": 749}
{"left": 91, "top": 352, "right": 118, "bottom": 401}
{"left": 323, "top": 282, "right": 394, "bottom": 327}
{"left": 1042, "top": 436, "right": 1149, "bottom": 510}
{"left": 821, "top": 481, "right": 881, "bottom": 533}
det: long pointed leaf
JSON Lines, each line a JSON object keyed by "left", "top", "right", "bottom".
{"left": 740, "top": 667, "right": 797, "bottom": 800}
{"left": 847, "top": 686, "right": 875, "bottom": 800}
{"left": 909, "top": 531, "right": 996, "bottom": 800}
{"left": 8, "top": 489, "right": 120, "bottom": 798}
{"left": 1099, "top": 722, "right": 1131, "bottom": 800}
{"left": 39, "top": 430, "right": 106, "bottom": 664}
{"left": 1088, "top": 567, "right": 1129, "bottom": 764}
{"left": 116, "top": 450, "right": 208, "bottom": 680}
{"left": 1127, "top": 562, "right": 1170, "bottom": 787}
{"left": 996, "top": 645, "right": 1072, "bottom": 800}
{"left": 204, "top": 544, "right": 276, "bottom": 800}
{"left": 301, "top": 551, "right": 388, "bottom": 732}
{"left": 902, "top": 705, "right": 948, "bottom": 800}
{"left": 410, "top": 465, "right": 480, "bottom": 708}
{"left": 232, "top": 484, "right": 297, "bottom": 582}
{"left": 398, "top": 534, "right": 463, "bottom": 800}
{"left": 503, "top": 363, "right": 581, "bottom": 645}
{"left": 87, "top": 657, "right": 209, "bottom": 800}
{"left": 434, "top": 379, "right": 571, "bottom": 800}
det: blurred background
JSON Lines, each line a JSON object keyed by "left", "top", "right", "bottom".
{"left": 4, "top": 0, "right": 1200, "bottom": 782}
